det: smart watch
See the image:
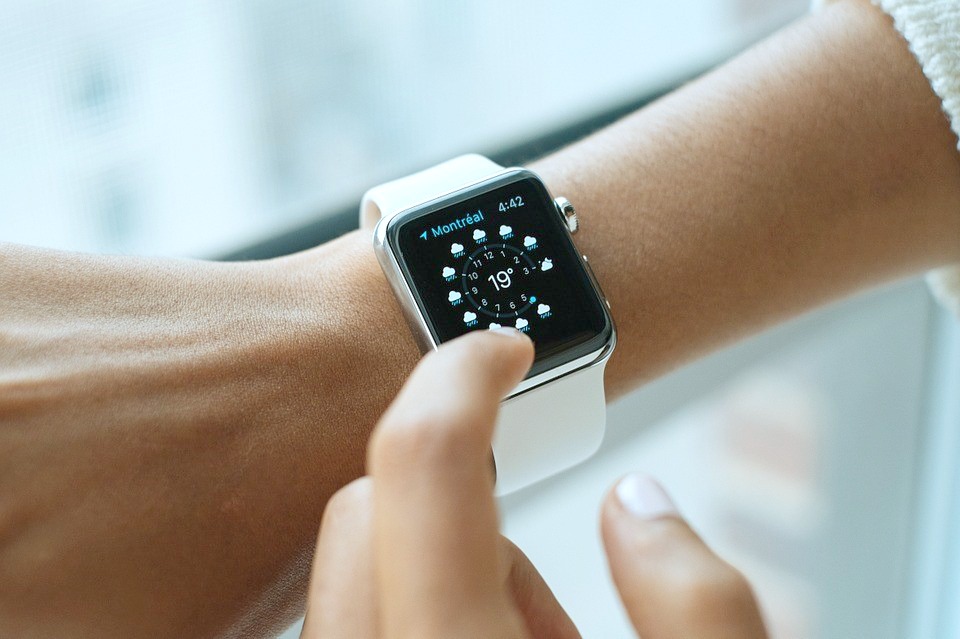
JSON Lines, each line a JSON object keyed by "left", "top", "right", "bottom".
{"left": 361, "top": 154, "right": 615, "bottom": 495}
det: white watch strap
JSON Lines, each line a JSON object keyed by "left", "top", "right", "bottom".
{"left": 360, "top": 154, "right": 504, "bottom": 228}
{"left": 492, "top": 361, "right": 607, "bottom": 495}
{"left": 362, "top": 154, "right": 609, "bottom": 494}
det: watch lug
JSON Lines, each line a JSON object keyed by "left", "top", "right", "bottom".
{"left": 554, "top": 196, "right": 578, "bottom": 234}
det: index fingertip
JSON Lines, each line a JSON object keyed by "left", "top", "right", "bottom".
{"left": 461, "top": 327, "right": 535, "bottom": 390}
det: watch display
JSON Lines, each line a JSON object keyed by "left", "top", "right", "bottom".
{"left": 389, "top": 172, "right": 612, "bottom": 377}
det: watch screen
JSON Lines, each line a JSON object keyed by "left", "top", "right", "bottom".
{"left": 390, "top": 172, "right": 612, "bottom": 377}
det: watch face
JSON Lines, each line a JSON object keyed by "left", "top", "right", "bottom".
{"left": 388, "top": 170, "right": 612, "bottom": 378}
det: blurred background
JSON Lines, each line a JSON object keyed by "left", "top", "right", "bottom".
{"left": 3, "top": 1, "right": 960, "bottom": 637}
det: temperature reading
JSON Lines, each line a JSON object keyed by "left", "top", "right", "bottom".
{"left": 487, "top": 268, "right": 513, "bottom": 291}
{"left": 462, "top": 243, "right": 534, "bottom": 319}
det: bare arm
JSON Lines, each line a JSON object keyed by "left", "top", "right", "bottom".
{"left": 2, "top": 1, "right": 958, "bottom": 637}
{"left": 536, "top": 0, "right": 960, "bottom": 393}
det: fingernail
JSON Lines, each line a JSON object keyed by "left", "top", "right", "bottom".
{"left": 616, "top": 473, "right": 678, "bottom": 519}
{"left": 488, "top": 326, "right": 527, "bottom": 340}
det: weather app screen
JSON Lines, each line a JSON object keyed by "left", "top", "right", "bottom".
{"left": 392, "top": 174, "right": 611, "bottom": 376}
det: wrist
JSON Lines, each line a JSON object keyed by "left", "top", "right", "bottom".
{"left": 258, "top": 229, "right": 421, "bottom": 482}
{"left": 267, "top": 229, "right": 419, "bottom": 406}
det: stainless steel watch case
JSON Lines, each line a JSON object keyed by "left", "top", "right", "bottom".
{"left": 372, "top": 167, "right": 616, "bottom": 399}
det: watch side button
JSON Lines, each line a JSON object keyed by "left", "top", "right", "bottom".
{"left": 554, "top": 196, "right": 578, "bottom": 234}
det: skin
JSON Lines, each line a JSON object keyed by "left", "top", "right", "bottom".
{"left": 301, "top": 330, "right": 768, "bottom": 639}
{"left": 0, "top": 0, "right": 958, "bottom": 636}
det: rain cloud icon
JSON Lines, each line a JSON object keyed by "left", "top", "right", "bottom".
{"left": 488, "top": 322, "right": 502, "bottom": 330}
{"left": 473, "top": 229, "right": 487, "bottom": 241}
{"left": 463, "top": 311, "right": 478, "bottom": 324}
{"left": 523, "top": 236, "right": 537, "bottom": 248}
{"left": 450, "top": 242, "right": 464, "bottom": 255}
{"left": 537, "top": 303, "right": 551, "bottom": 316}
{"left": 448, "top": 291, "right": 462, "bottom": 303}
{"left": 515, "top": 317, "right": 529, "bottom": 330}
{"left": 442, "top": 266, "right": 455, "bottom": 278}
{"left": 499, "top": 225, "right": 513, "bottom": 237}
{"left": 540, "top": 258, "right": 553, "bottom": 271}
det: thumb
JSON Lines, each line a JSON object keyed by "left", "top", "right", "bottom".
{"left": 600, "top": 474, "right": 768, "bottom": 639}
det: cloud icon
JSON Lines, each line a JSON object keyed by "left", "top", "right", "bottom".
{"left": 523, "top": 236, "right": 537, "bottom": 248}
{"left": 448, "top": 291, "right": 462, "bottom": 303}
{"left": 515, "top": 317, "right": 529, "bottom": 330}
{"left": 488, "top": 322, "right": 502, "bottom": 330}
{"left": 540, "top": 258, "right": 553, "bottom": 271}
{"left": 463, "top": 311, "right": 477, "bottom": 324}
{"left": 473, "top": 229, "right": 486, "bottom": 241}
{"left": 537, "top": 303, "right": 551, "bottom": 315}
{"left": 499, "top": 225, "right": 513, "bottom": 236}
{"left": 450, "top": 242, "right": 464, "bottom": 255}
{"left": 442, "top": 266, "right": 455, "bottom": 278}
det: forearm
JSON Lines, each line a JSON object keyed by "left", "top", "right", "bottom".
{"left": 533, "top": 0, "right": 960, "bottom": 394}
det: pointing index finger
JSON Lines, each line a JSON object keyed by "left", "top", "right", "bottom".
{"left": 368, "top": 329, "right": 533, "bottom": 636}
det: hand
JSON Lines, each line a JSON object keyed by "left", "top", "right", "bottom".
{"left": 302, "top": 330, "right": 768, "bottom": 638}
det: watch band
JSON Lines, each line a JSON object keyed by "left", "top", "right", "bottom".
{"left": 493, "top": 359, "right": 606, "bottom": 495}
{"left": 361, "top": 154, "right": 609, "bottom": 495}
{"left": 360, "top": 154, "right": 504, "bottom": 228}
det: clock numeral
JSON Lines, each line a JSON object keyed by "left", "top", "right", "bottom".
{"left": 498, "top": 196, "right": 525, "bottom": 212}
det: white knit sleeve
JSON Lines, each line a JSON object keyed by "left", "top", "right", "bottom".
{"left": 813, "top": 0, "right": 960, "bottom": 316}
